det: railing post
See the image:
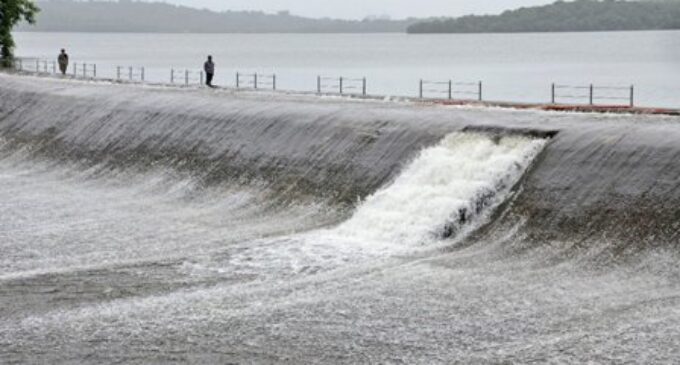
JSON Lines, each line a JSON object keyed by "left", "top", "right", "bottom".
{"left": 448, "top": 80, "right": 452, "bottom": 100}
{"left": 93, "top": 64, "right": 97, "bottom": 78}
{"left": 362, "top": 77, "right": 366, "bottom": 96}
{"left": 141, "top": 67, "right": 145, "bottom": 82}
{"left": 254, "top": 73, "right": 258, "bottom": 89}
{"left": 200, "top": 71, "right": 204, "bottom": 86}
{"left": 630, "top": 85, "right": 634, "bottom": 107}
{"left": 117, "top": 66, "right": 121, "bottom": 80}
{"left": 185, "top": 70, "right": 189, "bottom": 86}
{"left": 478, "top": 81, "right": 483, "bottom": 101}
{"left": 589, "top": 84, "right": 594, "bottom": 105}
{"left": 420, "top": 79, "right": 423, "bottom": 99}
{"left": 236, "top": 72, "right": 240, "bottom": 88}
{"left": 73, "top": 62, "right": 77, "bottom": 77}
{"left": 35, "top": 59, "right": 39, "bottom": 73}
{"left": 317, "top": 76, "right": 321, "bottom": 94}
{"left": 339, "top": 77, "right": 343, "bottom": 95}
{"left": 171, "top": 68, "right": 174, "bottom": 84}
{"left": 551, "top": 83, "right": 555, "bottom": 104}
{"left": 273, "top": 74, "right": 276, "bottom": 91}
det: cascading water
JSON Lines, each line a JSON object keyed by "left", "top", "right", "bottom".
{"left": 1, "top": 74, "right": 680, "bottom": 364}
{"left": 333, "top": 133, "right": 547, "bottom": 245}
{"left": 182, "top": 132, "right": 548, "bottom": 280}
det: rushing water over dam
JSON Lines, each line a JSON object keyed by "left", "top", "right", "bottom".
{"left": 0, "top": 73, "right": 679, "bottom": 363}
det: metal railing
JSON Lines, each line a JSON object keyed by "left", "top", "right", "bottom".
{"left": 117, "top": 66, "right": 145, "bottom": 82}
{"left": 236, "top": 72, "right": 276, "bottom": 90}
{"left": 317, "top": 76, "right": 367, "bottom": 96}
{"left": 419, "top": 79, "right": 483, "bottom": 101}
{"left": 37, "top": 60, "right": 57, "bottom": 74}
{"left": 12, "top": 58, "right": 30, "bottom": 72}
{"left": 5, "top": 57, "right": 646, "bottom": 109}
{"left": 551, "top": 83, "right": 634, "bottom": 107}
{"left": 11, "top": 57, "right": 95, "bottom": 77}
{"left": 171, "top": 68, "right": 204, "bottom": 86}
{"left": 72, "top": 62, "right": 97, "bottom": 78}
{"left": 12, "top": 58, "right": 53, "bottom": 73}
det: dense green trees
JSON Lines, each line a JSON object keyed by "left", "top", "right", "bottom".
{"left": 408, "top": 0, "right": 680, "bottom": 33}
{"left": 0, "top": 0, "right": 39, "bottom": 66}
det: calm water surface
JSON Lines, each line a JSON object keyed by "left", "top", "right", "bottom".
{"left": 14, "top": 31, "right": 680, "bottom": 107}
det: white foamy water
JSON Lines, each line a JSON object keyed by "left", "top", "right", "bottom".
{"left": 0, "top": 130, "right": 546, "bottom": 284}
{"left": 176, "top": 133, "right": 548, "bottom": 282}
{"left": 335, "top": 133, "right": 547, "bottom": 245}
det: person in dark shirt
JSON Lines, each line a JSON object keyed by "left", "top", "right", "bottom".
{"left": 57, "top": 49, "right": 69, "bottom": 75}
{"left": 203, "top": 55, "right": 215, "bottom": 87}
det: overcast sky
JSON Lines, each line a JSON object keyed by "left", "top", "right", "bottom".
{"left": 157, "top": 0, "right": 558, "bottom": 20}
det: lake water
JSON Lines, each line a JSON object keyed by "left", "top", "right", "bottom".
{"left": 13, "top": 31, "right": 680, "bottom": 108}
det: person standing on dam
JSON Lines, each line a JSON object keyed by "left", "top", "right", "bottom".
{"left": 57, "top": 49, "right": 69, "bottom": 75}
{"left": 204, "top": 55, "right": 215, "bottom": 87}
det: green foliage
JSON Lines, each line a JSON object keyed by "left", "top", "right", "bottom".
{"left": 408, "top": 0, "right": 680, "bottom": 33}
{"left": 0, "top": 0, "right": 39, "bottom": 66}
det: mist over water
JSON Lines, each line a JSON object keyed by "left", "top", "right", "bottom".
{"left": 13, "top": 31, "right": 680, "bottom": 108}
{"left": 1, "top": 72, "right": 679, "bottom": 363}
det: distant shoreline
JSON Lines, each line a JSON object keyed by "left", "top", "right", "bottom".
{"left": 18, "top": 1, "right": 415, "bottom": 34}
{"left": 13, "top": 29, "right": 680, "bottom": 35}
{"left": 408, "top": 0, "right": 680, "bottom": 34}
{"left": 17, "top": 0, "right": 680, "bottom": 34}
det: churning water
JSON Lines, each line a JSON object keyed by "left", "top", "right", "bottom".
{"left": 334, "top": 133, "right": 546, "bottom": 244}
{"left": 1, "top": 74, "right": 680, "bottom": 363}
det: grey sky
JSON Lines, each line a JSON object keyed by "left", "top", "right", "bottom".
{"left": 157, "top": 0, "right": 558, "bottom": 20}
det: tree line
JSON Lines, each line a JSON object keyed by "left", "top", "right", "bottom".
{"left": 15, "top": 0, "right": 418, "bottom": 33}
{"left": 407, "top": 0, "right": 680, "bottom": 33}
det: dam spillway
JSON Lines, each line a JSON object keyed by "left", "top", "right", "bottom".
{"left": 0, "top": 73, "right": 679, "bottom": 363}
